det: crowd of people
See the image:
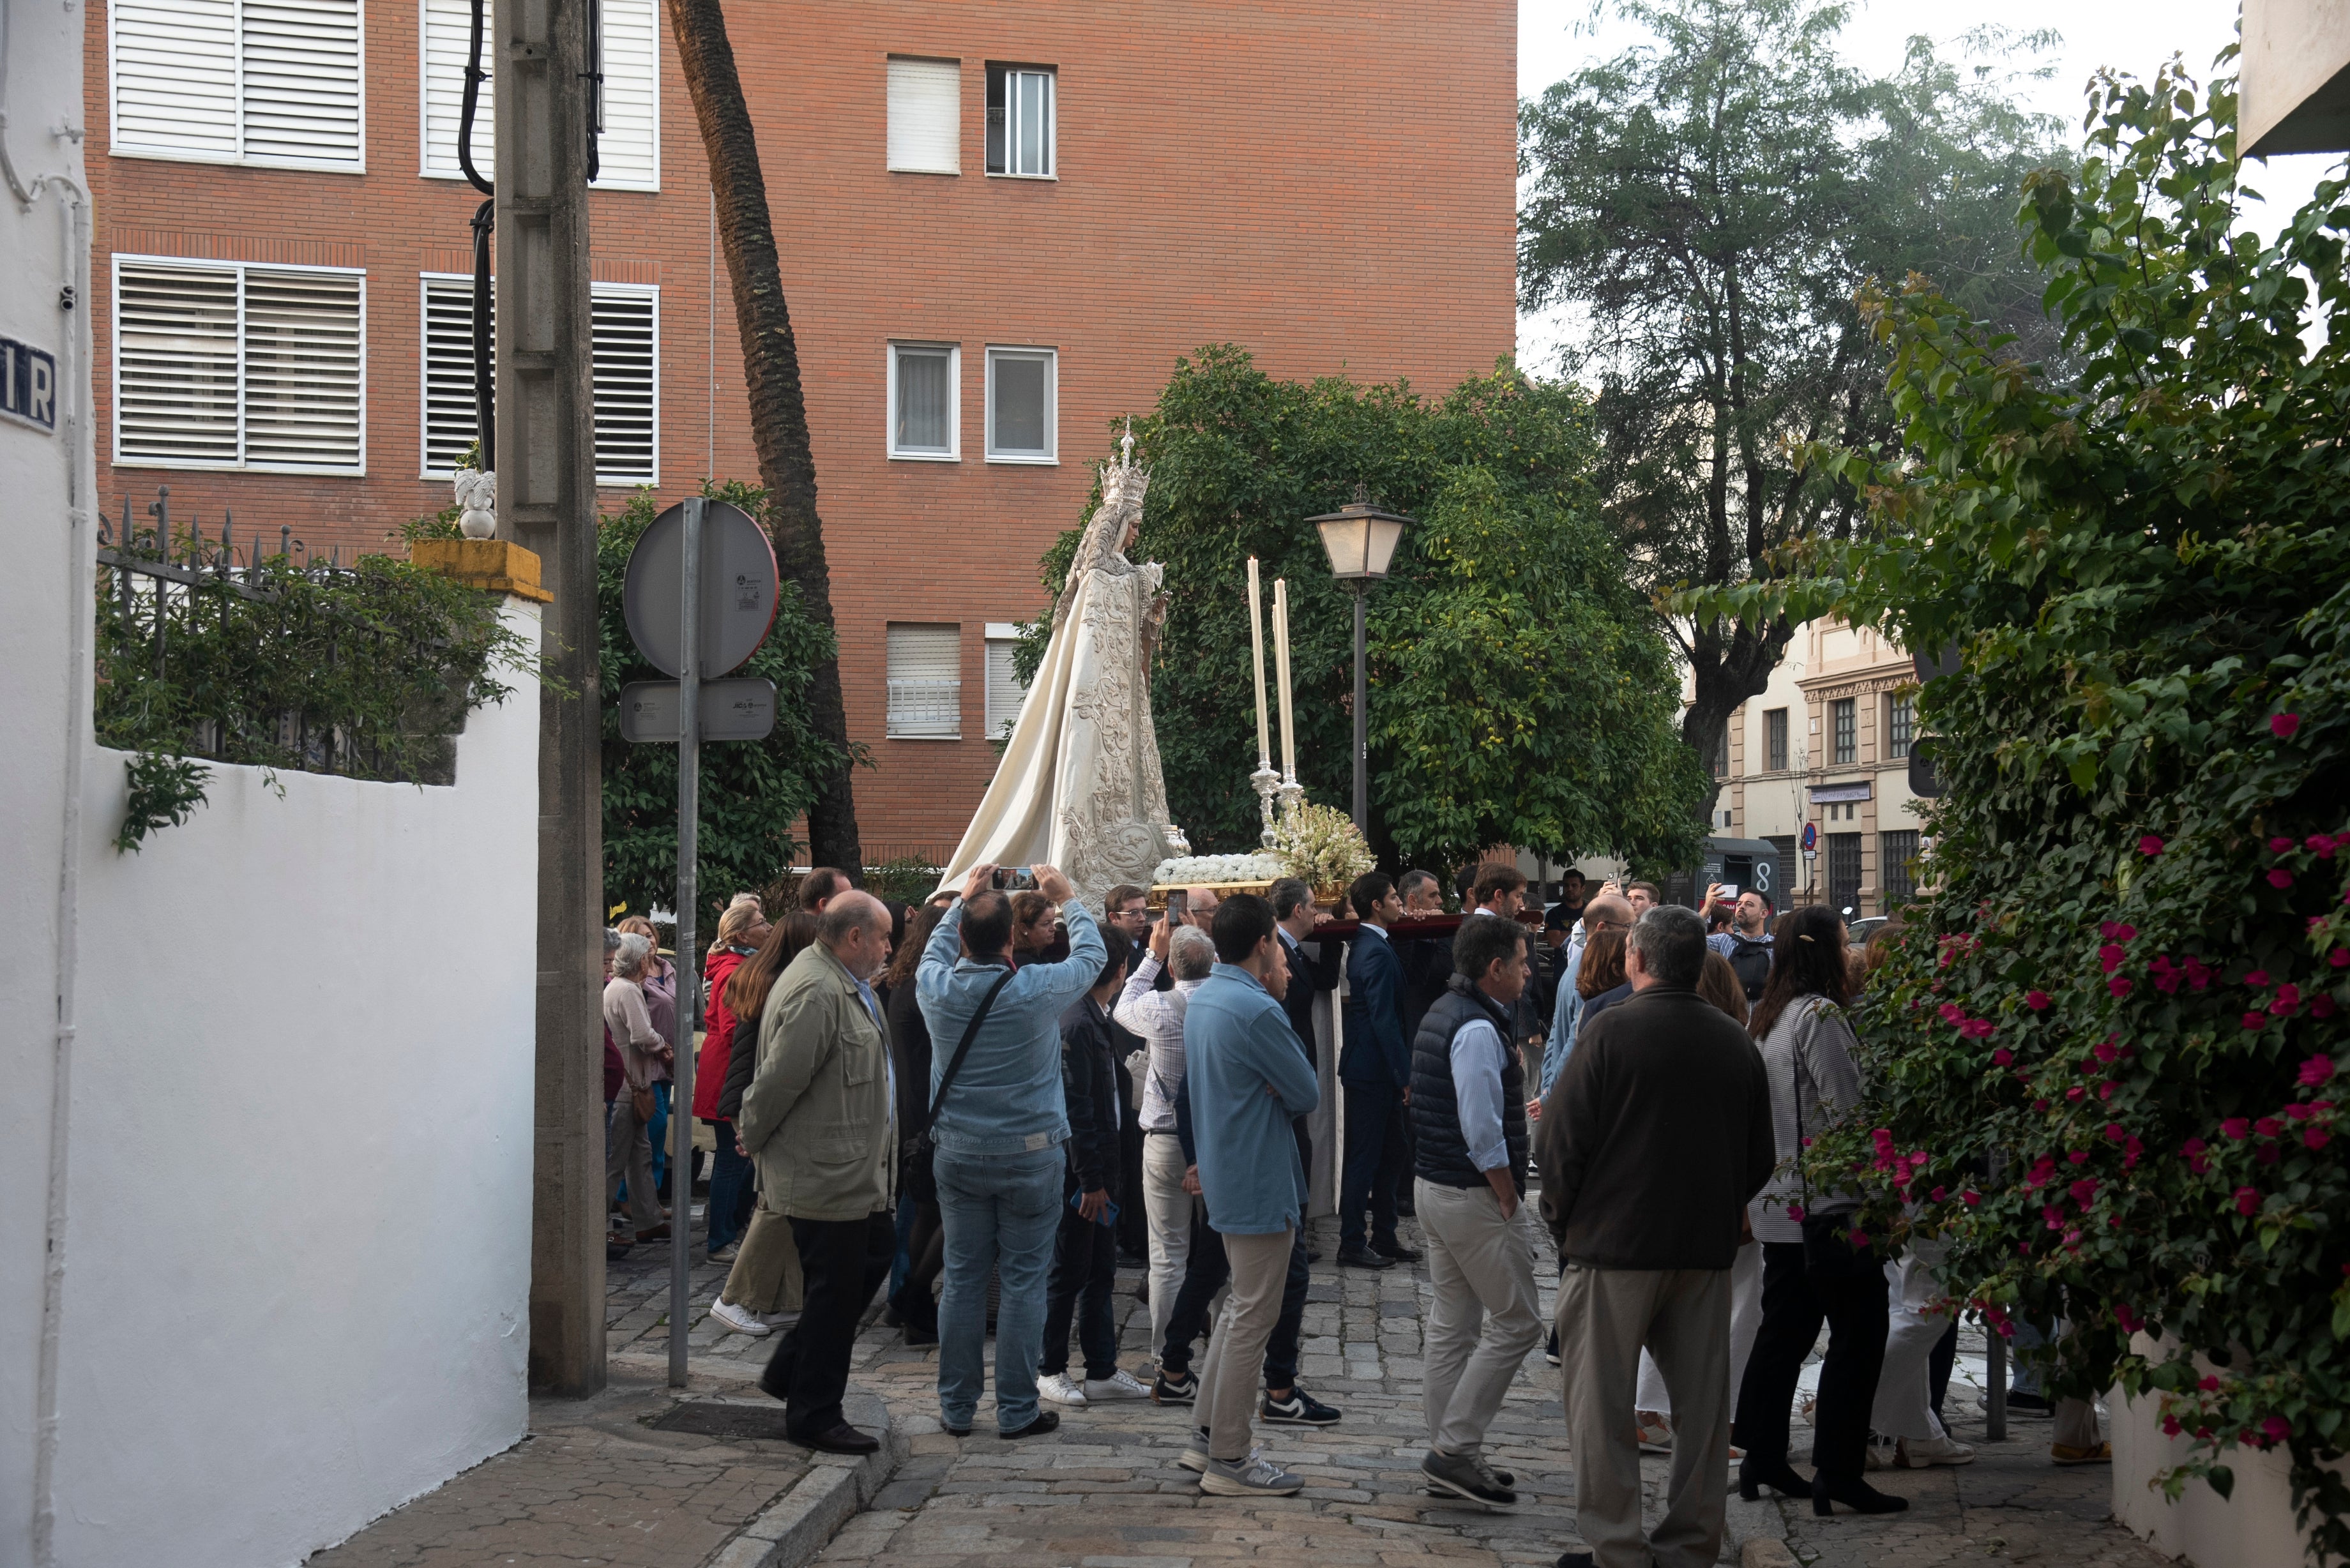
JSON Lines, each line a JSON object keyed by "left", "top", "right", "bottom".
{"left": 589, "top": 859, "right": 2086, "bottom": 1568}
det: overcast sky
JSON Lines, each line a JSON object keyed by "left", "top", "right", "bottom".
{"left": 1514, "top": 0, "right": 2345, "bottom": 365}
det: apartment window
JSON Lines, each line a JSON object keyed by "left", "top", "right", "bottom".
{"left": 422, "top": 0, "right": 660, "bottom": 187}
{"left": 887, "top": 624, "right": 962, "bottom": 739}
{"left": 985, "top": 64, "right": 1054, "bottom": 176}
{"left": 114, "top": 256, "right": 364, "bottom": 472}
{"left": 1881, "top": 830, "right": 1920, "bottom": 905}
{"left": 984, "top": 623, "right": 1028, "bottom": 740}
{"left": 1710, "top": 720, "right": 1729, "bottom": 778}
{"left": 1827, "top": 832, "right": 1863, "bottom": 914}
{"left": 110, "top": 0, "right": 363, "bottom": 171}
{"left": 420, "top": 275, "right": 658, "bottom": 484}
{"left": 888, "top": 343, "right": 959, "bottom": 459}
{"left": 886, "top": 56, "right": 960, "bottom": 174}
{"left": 1831, "top": 697, "right": 1857, "bottom": 765}
{"left": 1887, "top": 691, "right": 1916, "bottom": 760}
{"left": 985, "top": 347, "right": 1056, "bottom": 462}
{"left": 1765, "top": 707, "right": 1789, "bottom": 773}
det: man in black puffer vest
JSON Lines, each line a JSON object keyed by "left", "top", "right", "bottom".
{"left": 1407, "top": 914, "right": 1545, "bottom": 1509}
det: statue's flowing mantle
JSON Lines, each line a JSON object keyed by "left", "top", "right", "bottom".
{"left": 938, "top": 438, "right": 1181, "bottom": 912}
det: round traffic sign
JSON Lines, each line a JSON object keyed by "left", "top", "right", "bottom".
{"left": 1801, "top": 821, "right": 1817, "bottom": 852}
{"left": 621, "top": 501, "right": 780, "bottom": 679}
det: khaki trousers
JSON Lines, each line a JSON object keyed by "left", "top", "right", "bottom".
{"left": 606, "top": 1094, "right": 661, "bottom": 1231}
{"left": 720, "top": 1202, "right": 806, "bottom": 1313}
{"left": 1195, "top": 1225, "right": 1292, "bottom": 1463}
{"left": 1416, "top": 1177, "right": 1544, "bottom": 1456}
{"left": 1558, "top": 1262, "right": 1733, "bottom": 1568}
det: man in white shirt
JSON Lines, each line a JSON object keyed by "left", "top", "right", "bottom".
{"left": 1115, "top": 917, "right": 1217, "bottom": 1368}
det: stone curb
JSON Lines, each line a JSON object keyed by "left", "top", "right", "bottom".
{"left": 1723, "top": 1489, "right": 1795, "bottom": 1567}
{"left": 702, "top": 1389, "right": 905, "bottom": 1568}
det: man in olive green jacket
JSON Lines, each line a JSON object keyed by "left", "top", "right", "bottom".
{"left": 739, "top": 890, "right": 895, "bottom": 1453}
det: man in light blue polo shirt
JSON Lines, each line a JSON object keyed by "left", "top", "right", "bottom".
{"left": 1183, "top": 894, "right": 1321, "bottom": 1496}
{"left": 918, "top": 863, "right": 1105, "bottom": 1440}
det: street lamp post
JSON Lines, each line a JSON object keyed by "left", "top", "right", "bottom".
{"left": 1308, "top": 489, "right": 1411, "bottom": 834}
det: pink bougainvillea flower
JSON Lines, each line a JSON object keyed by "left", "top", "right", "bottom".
{"left": 2100, "top": 1080, "right": 2119, "bottom": 1100}
{"left": 2308, "top": 1128, "right": 2333, "bottom": 1150}
{"left": 2222, "top": 1117, "right": 2251, "bottom": 1140}
{"left": 2287, "top": 1103, "right": 2313, "bottom": 1120}
{"left": 1785, "top": 1204, "right": 1805, "bottom": 1223}
{"left": 1992, "top": 1048, "right": 2014, "bottom": 1066}
{"left": 2116, "top": 1304, "right": 2144, "bottom": 1333}
{"left": 2181, "top": 1138, "right": 2210, "bottom": 1173}
{"left": 1960, "top": 1018, "right": 1996, "bottom": 1038}
{"left": 2109, "top": 976, "right": 2135, "bottom": 998}
{"left": 2100, "top": 944, "right": 2126, "bottom": 973}
{"left": 2245, "top": 1011, "right": 2270, "bottom": 1031}
{"left": 2199, "top": 1375, "right": 2222, "bottom": 1392}
{"left": 2068, "top": 1149, "right": 2091, "bottom": 1165}
{"left": 2027, "top": 1156, "right": 2058, "bottom": 1187}
{"left": 1847, "top": 1230, "right": 1870, "bottom": 1248}
{"left": 2105, "top": 1122, "right": 2126, "bottom": 1142}
{"left": 2026, "top": 989, "right": 2051, "bottom": 1011}
{"left": 2270, "top": 836, "right": 2298, "bottom": 854}
{"left": 2256, "top": 1117, "right": 2284, "bottom": 1138}
{"left": 2236, "top": 1186, "right": 2262, "bottom": 1217}
{"left": 2140, "top": 835, "right": 2165, "bottom": 856}
{"left": 2125, "top": 1135, "right": 2144, "bottom": 1170}
{"left": 2066, "top": 1085, "right": 2088, "bottom": 1101}
{"left": 1930, "top": 1186, "right": 1947, "bottom": 1203}
{"left": 2033, "top": 1097, "right": 2051, "bottom": 1111}
{"left": 2162, "top": 1415, "right": 2184, "bottom": 1436}
{"left": 2186, "top": 956, "right": 2215, "bottom": 990}
{"left": 2264, "top": 1415, "right": 2293, "bottom": 1444}
{"left": 2310, "top": 834, "right": 2339, "bottom": 859}
{"left": 1939, "top": 1001, "right": 1967, "bottom": 1025}
{"left": 2094, "top": 1039, "right": 2121, "bottom": 1063}
{"left": 2271, "top": 713, "right": 2302, "bottom": 739}
{"left": 1962, "top": 1189, "right": 1982, "bottom": 1206}
{"left": 2316, "top": 996, "right": 2340, "bottom": 1020}
{"left": 2268, "top": 868, "right": 2296, "bottom": 889}
{"left": 2333, "top": 948, "right": 2349, "bottom": 969}
{"left": 2248, "top": 970, "right": 2272, "bottom": 988}
{"left": 2300, "top": 1055, "right": 2337, "bottom": 1087}
{"left": 2069, "top": 1177, "right": 2100, "bottom": 1205}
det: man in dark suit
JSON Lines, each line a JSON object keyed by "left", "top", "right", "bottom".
{"left": 1338, "top": 872, "right": 1418, "bottom": 1269}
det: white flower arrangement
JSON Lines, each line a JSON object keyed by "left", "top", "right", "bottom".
{"left": 1149, "top": 852, "right": 1285, "bottom": 886}
{"left": 1273, "top": 801, "right": 1376, "bottom": 891}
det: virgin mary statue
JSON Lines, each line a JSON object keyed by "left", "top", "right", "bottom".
{"left": 939, "top": 431, "right": 1185, "bottom": 912}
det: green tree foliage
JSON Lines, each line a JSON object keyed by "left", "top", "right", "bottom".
{"left": 1519, "top": 0, "right": 2068, "bottom": 796}
{"left": 1019, "top": 347, "right": 1708, "bottom": 872}
{"left": 1687, "top": 61, "right": 2350, "bottom": 1560}
{"left": 599, "top": 483, "right": 857, "bottom": 929}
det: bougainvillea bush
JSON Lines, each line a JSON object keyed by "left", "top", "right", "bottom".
{"left": 1687, "top": 59, "right": 2350, "bottom": 1560}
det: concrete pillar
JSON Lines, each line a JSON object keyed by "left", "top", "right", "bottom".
{"left": 494, "top": 0, "right": 605, "bottom": 1396}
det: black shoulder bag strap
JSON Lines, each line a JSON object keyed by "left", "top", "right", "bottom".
{"left": 916, "top": 968, "right": 1016, "bottom": 1141}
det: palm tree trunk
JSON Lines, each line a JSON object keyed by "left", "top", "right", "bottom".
{"left": 663, "top": 0, "right": 863, "bottom": 879}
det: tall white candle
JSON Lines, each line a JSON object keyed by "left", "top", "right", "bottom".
{"left": 1274, "top": 578, "right": 1297, "bottom": 781}
{"left": 1246, "top": 557, "right": 1271, "bottom": 769}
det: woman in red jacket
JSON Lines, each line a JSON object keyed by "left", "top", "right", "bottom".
{"left": 695, "top": 900, "right": 769, "bottom": 1261}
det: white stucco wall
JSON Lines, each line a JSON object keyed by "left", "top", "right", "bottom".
{"left": 1, "top": 0, "right": 91, "bottom": 1556}
{"left": 44, "top": 598, "right": 542, "bottom": 1567}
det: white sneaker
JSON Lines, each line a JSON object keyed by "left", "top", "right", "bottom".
{"left": 1177, "top": 1426, "right": 1220, "bottom": 1474}
{"left": 1898, "top": 1435, "right": 1978, "bottom": 1468}
{"left": 1085, "top": 1369, "right": 1151, "bottom": 1401}
{"left": 1201, "top": 1454, "right": 1304, "bottom": 1496}
{"left": 710, "top": 1299, "right": 770, "bottom": 1336}
{"left": 1038, "top": 1373, "right": 1089, "bottom": 1406}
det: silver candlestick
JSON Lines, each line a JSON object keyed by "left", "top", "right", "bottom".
{"left": 1251, "top": 765, "right": 1282, "bottom": 848}
{"left": 1277, "top": 774, "right": 1305, "bottom": 822}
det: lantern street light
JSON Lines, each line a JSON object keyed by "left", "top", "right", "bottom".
{"left": 1309, "top": 488, "right": 1411, "bottom": 833}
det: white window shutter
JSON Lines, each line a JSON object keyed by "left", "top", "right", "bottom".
{"left": 240, "top": 0, "right": 362, "bottom": 168}
{"left": 887, "top": 624, "right": 963, "bottom": 738}
{"left": 591, "top": 283, "right": 658, "bottom": 485}
{"left": 421, "top": 0, "right": 491, "bottom": 179}
{"left": 420, "top": 273, "right": 487, "bottom": 474}
{"left": 592, "top": 0, "right": 659, "bottom": 189}
{"left": 111, "top": 0, "right": 239, "bottom": 160}
{"left": 242, "top": 267, "right": 365, "bottom": 469}
{"left": 984, "top": 633, "right": 1027, "bottom": 739}
{"left": 887, "top": 57, "right": 960, "bottom": 174}
{"left": 114, "top": 261, "right": 242, "bottom": 465}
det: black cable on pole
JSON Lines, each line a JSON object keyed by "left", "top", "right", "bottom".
{"left": 583, "top": 0, "right": 602, "bottom": 183}
{"left": 460, "top": 0, "right": 494, "bottom": 469}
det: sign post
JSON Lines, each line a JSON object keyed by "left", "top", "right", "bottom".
{"left": 619, "top": 497, "right": 779, "bottom": 1389}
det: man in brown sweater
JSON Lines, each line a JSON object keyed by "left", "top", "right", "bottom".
{"left": 1535, "top": 905, "right": 1775, "bottom": 1568}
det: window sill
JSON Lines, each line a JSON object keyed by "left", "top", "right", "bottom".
{"left": 888, "top": 451, "right": 961, "bottom": 463}
{"left": 984, "top": 452, "right": 1058, "bottom": 465}
{"left": 887, "top": 165, "right": 962, "bottom": 176}
{"left": 112, "top": 146, "right": 366, "bottom": 176}
{"left": 983, "top": 171, "right": 1058, "bottom": 181}
{"left": 110, "top": 458, "right": 367, "bottom": 477}
{"left": 886, "top": 733, "right": 964, "bottom": 742}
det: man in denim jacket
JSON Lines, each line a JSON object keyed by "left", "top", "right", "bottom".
{"left": 918, "top": 863, "right": 1106, "bottom": 1438}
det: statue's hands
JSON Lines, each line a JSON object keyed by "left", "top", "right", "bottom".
{"left": 960, "top": 864, "right": 996, "bottom": 903}
{"left": 1033, "top": 864, "right": 1077, "bottom": 905}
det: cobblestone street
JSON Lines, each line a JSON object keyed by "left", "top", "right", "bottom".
{"left": 314, "top": 1203, "right": 2179, "bottom": 1567}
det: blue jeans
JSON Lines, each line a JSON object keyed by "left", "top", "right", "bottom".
{"left": 890, "top": 1190, "right": 919, "bottom": 1300}
{"left": 706, "top": 1122, "right": 753, "bottom": 1254}
{"left": 648, "top": 1080, "right": 672, "bottom": 1191}
{"left": 934, "top": 1144, "right": 1065, "bottom": 1433}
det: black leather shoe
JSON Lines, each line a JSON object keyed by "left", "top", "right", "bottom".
{"left": 1336, "top": 1245, "right": 1393, "bottom": 1269}
{"left": 1307, "top": 1248, "right": 1323, "bottom": 1263}
{"left": 1377, "top": 1244, "right": 1423, "bottom": 1264}
{"left": 1003, "top": 1410, "right": 1060, "bottom": 1440}
{"left": 1812, "top": 1475, "right": 1909, "bottom": 1515}
{"left": 796, "top": 1422, "right": 881, "bottom": 1455}
{"left": 1738, "top": 1458, "right": 1811, "bottom": 1500}
{"left": 1554, "top": 1553, "right": 1594, "bottom": 1568}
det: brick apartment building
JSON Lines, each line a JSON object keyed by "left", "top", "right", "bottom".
{"left": 84, "top": 0, "right": 1516, "bottom": 858}
{"left": 1691, "top": 619, "right": 1929, "bottom": 918}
